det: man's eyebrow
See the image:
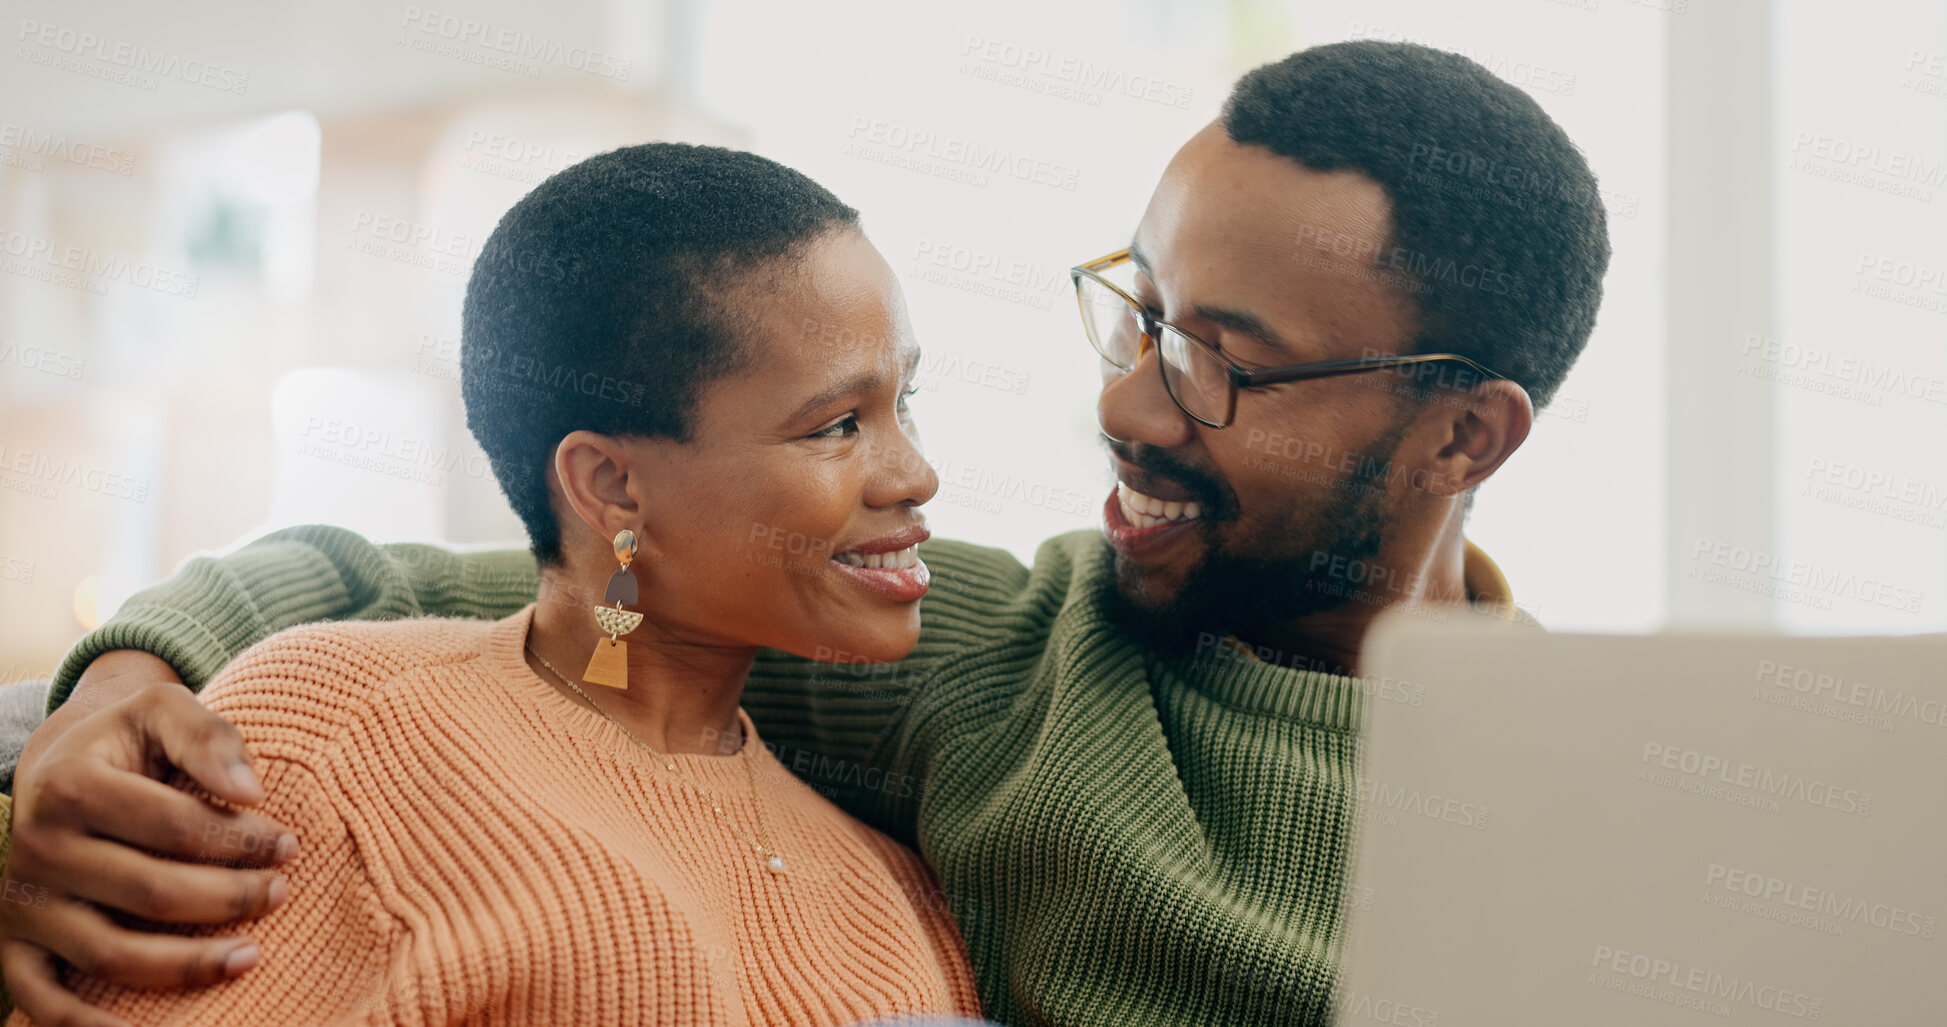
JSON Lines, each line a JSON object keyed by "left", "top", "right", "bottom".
{"left": 788, "top": 348, "right": 921, "bottom": 421}
{"left": 1128, "top": 242, "right": 1294, "bottom": 354}
{"left": 1192, "top": 305, "right": 1292, "bottom": 354}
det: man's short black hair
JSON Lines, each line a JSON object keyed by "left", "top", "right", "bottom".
{"left": 461, "top": 142, "right": 860, "bottom": 565}
{"left": 1223, "top": 40, "right": 1610, "bottom": 409}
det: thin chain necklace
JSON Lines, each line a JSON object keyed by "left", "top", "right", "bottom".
{"left": 525, "top": 645, "right": 788, "bottom": 875}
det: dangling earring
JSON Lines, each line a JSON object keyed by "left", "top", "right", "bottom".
{"left": 582, "top": 528, "right": 644, "bottom": 689}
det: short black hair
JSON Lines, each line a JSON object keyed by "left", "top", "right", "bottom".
{"left": 461, "top": 143, "right": 860, "bottom": 565}
{"left": 1223, "top": 40, "right": 1610, "bottom": 409}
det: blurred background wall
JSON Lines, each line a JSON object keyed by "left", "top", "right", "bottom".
{"left": 1, "top": 0, "right": 1943, "bottom": 682}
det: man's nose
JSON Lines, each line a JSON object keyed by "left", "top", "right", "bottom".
{"left": 1098, "top": 345, "right": 1196, "bottom": 450}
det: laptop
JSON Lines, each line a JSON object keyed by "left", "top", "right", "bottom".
{"left": 1338, "top": 612, "right": 1947, "bottom": 1025}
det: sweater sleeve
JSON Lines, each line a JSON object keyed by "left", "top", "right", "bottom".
{"left": 58, "top": 745, "right": 403, "bottom": 1022}
{"left": 51, "top": 628, "right": 491, "bottom": 1026}
{"left": 47, "top": 524, "right": 538, "bottom": 714}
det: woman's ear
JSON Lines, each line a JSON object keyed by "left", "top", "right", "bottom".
{"left": 552, "top": 431, "right": 650, "bottom": 551}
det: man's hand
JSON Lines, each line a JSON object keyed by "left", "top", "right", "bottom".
{"left": 1, "top": 651, "right": 297, "bottom": 1027}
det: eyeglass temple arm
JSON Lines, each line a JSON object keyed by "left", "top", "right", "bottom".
{"left": 1073, "top": 249, "right": 1132, "bottom": 275}
{"left": 1234, "top": 354, "right": 1505, "bottom": 388}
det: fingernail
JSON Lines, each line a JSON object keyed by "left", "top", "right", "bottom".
{"left": 229, "top": 763, "right": 262, "bottom": 794}
{"left": 266, "top": 877, "right": 289, "bottom": 909}
{"left": 274, "top": 834, "right": 300, "bottom": 864}
{"left": 224, "top": 944, "right": 260, "bottom": 976}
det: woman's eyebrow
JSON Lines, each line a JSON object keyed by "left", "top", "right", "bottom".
{"left": 790, "top": 373, "right": 882, "bottom": 421}
{"left": 789, "top": 348, "right": 922, "bottom": 421}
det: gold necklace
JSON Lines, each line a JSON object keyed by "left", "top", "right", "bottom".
{"left": 526, "top": 645, "right": 788, "bottom": 875}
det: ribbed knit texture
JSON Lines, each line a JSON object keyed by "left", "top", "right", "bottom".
{"left": 27, "top": 609, "right": 978, "bottom": 1025}
{"left": 42, "top": 524, "right": 1519, "bottom": 1026}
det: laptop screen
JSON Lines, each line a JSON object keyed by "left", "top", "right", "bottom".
{"left": 1340, "top": 614, "right": 1946, "bottom": 1025}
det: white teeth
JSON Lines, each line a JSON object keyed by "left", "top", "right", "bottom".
{"left": 1116, "top": 481, "right": 1205, "bottom": 528}
{"left": 835, "top": 545, "right": 918, "bottom": 570}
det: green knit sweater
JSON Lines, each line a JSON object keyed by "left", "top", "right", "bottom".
{"left": 49, "top": 525, "right": 1371, "bottom": 1026}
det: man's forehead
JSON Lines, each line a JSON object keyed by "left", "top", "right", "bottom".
{"left": 1137, "top": 129, "right": 1395, "bottom": 275}
{"left": 1130, "top": 127, "right": 1417, "bottom": 353}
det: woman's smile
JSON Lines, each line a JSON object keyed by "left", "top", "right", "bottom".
{"left": 828, "top": 524, "right": 931, "bottom": 601}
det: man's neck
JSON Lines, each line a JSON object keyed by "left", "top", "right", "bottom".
{"left": 527, "top": 573, "right": 753, "bottom": 755}
{"left": 1234, "top": 524, "right": 1470, "bottom": 677}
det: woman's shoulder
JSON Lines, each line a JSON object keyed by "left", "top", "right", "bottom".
{"left": 203, "top": 616, "right": 510, "bottom": 748}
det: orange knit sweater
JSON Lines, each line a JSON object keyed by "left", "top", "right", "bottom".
{"left": 34, "top": 609, "right": 978, "bottom": 1025}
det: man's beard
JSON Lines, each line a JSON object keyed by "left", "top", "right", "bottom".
{"left": 1099, "top": 432, "right": 1400, "bottom": 664}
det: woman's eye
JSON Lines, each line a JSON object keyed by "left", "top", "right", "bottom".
{"left": 810, "top": 414, "right": 859, "bottom": 439}
{"left": 898, "top": 386, "right": 920, "bottom": 410}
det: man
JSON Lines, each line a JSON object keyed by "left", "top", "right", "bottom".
{"left": 1, "top": 40, "right": 1606, "bottom": 1026}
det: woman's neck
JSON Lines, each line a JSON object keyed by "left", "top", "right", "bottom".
{"left": 526, "top": 574, "right": 756, "bottom": 756}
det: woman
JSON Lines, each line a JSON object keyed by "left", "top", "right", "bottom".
{"left": 29, "top": 144, "right": 980, "bottom": 1024}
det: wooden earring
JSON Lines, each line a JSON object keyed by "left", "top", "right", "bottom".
{"left": 582, "top": 529, "right": 643, "bottom": 689}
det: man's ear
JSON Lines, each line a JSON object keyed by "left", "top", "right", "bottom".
{"left": 1430, "top": 380, "right": 1534, "bottom": 494}
{"left": 552, "top": 430, "right": 651, "bottom": 552}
